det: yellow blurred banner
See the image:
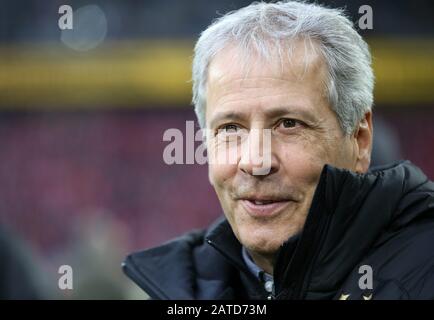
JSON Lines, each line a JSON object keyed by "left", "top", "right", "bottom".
{"left": 0, "top": 38, "right": 433, "bottom": 109}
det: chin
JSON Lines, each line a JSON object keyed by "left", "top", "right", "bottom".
{"left": 236, "top": 223, "right": 288, "bottom": 255}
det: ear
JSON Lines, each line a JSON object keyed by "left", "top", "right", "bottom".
{"left": 353, "top": 111, "right": 373, "bottom": 173}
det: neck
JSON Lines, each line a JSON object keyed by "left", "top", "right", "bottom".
{"left": 248, "top": 250, "right": 275, "bottom": 275}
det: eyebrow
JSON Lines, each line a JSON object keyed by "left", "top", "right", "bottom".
{"left": 208, "top": 105, "right": 318, "bottom": 128}
{"left": 209, "top": 111, "right": 245, "bottom": 129}
{"left": 266, "top": 106, "right": 317, "bottom": 123}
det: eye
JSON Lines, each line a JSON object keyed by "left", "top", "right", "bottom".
{"left": 215, "top": 123, "right": 246, "bottom": 142}
{"left": 276, "top": 118, "right": 302, "bottom": 129}
{"left": 221, "top": 124, "right": 240, "bottom": 133}
{"left": 215, "top": 123, "right": 242, "bottom": 136}
{"left": 281, "top": 118, "right": 297, "bottom": 128}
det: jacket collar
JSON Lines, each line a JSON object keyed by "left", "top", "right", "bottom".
{"left": 274, "top": 160, "right": 432, "bottom": 299}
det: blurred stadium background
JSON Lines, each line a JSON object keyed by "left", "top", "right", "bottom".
{"left": 0, "top": 0, "right": 433, "bottom": 299}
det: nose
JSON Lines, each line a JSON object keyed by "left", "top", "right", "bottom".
{"left": 238, "top": 129, "right": 279, "bottom": 176}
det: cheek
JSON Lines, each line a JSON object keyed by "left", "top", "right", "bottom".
{"left": 208, "top": 161, "right": 238, "bottom": 223}
{"left": 277, "top": 141, "right": 326, "bottom": 186}
{"left": 336, "top": 137, "right": 357, "bottom": 169}
{"left": 207, "top": 140, "right": 240, "bottom": 186}
{"left": 317, "top": 134, "right": 356, "bottom": 170}
{"left": 208, "top": 161, "right": 236, "bottom": 193}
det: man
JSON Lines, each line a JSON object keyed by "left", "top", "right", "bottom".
{"left": 123, "top": 1, "right": 434, "bottom": 299}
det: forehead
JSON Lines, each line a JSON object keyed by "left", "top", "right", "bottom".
{"left": 207, "top": 39, "right": 327, "bottom": 93}
{"left": 205, "top": 39, "right": 330, "bottom": 123}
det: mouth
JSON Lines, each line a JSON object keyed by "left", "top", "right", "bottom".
{"left": 239, "top": 197, "right": 293, "bottom": 218}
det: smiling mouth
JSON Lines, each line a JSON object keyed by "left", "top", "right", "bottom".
{"left": 240, "top": 198, "right": 292, "bottom": 217}
{"left": 248, "top": 199, "right": 281, "bottom": 205}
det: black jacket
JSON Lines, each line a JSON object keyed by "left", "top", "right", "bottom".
{"left": 123, "top": 161, "right": 434, "bottom": 300}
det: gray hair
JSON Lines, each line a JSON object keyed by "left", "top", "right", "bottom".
{"left": 192, "top": 0, "right": 374, "bottom": 135}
